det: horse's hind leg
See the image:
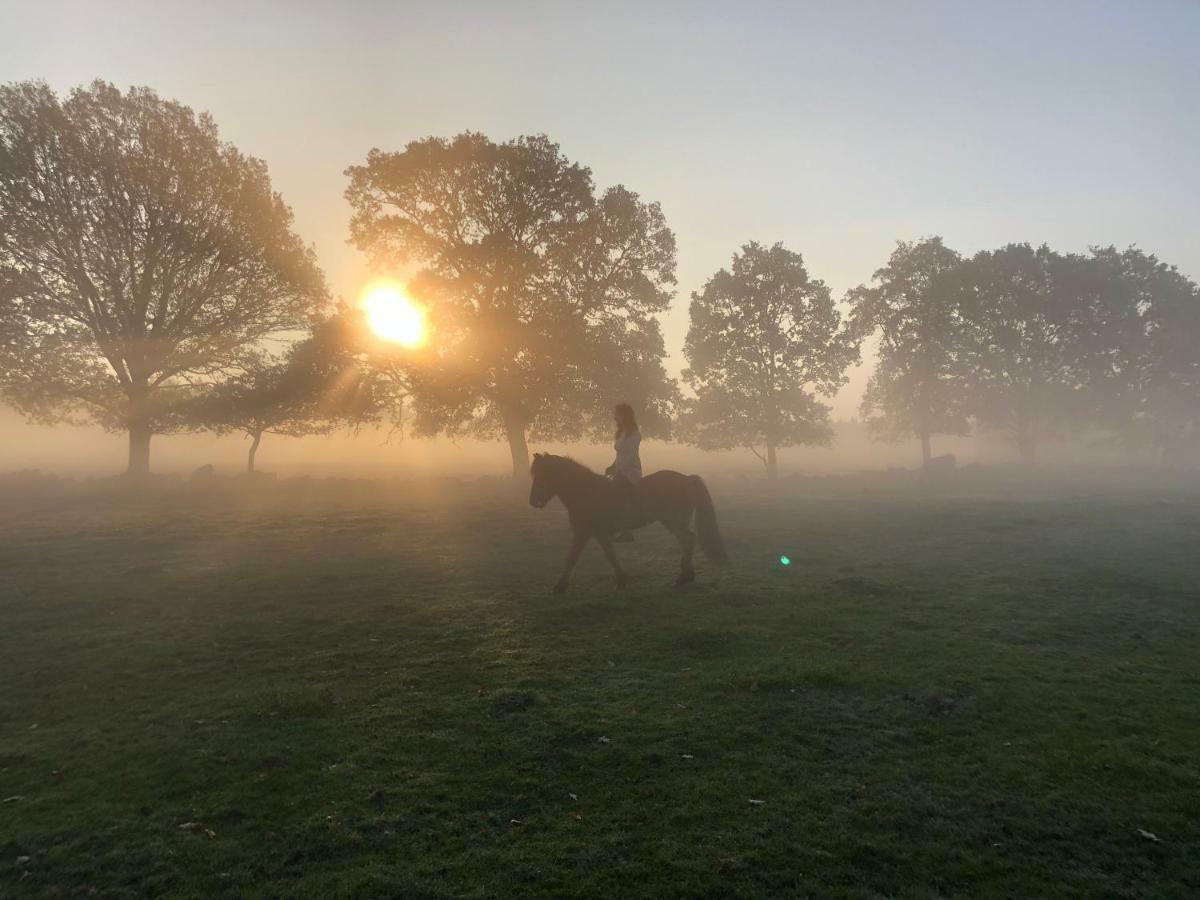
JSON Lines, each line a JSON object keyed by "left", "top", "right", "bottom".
{"left": 595, "top": 532, "right": 629, "bottom": 590}
{"left": 663, "top": 517, "right": 695, "bottom": 587}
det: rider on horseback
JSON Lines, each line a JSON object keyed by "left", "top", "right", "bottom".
{"left": 605, "top": 403, "right": 641, "bottom": 542}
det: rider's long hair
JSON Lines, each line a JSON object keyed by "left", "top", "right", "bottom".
{"left": 614, "top": 403, "right": 639, "bottom": 440}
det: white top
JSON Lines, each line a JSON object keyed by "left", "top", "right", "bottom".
{"left": 613, "top": 431, "right": 643, "bottom": 483}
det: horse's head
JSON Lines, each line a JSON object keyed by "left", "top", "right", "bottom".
{"left": 529, "top": 452, "right": 556, "bottom": 508}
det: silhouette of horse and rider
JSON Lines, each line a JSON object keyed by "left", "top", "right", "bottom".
{"left": 529, "top": 404, "right": 727, "bottom": 593}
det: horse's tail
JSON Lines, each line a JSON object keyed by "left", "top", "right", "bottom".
{"left": 690, "top": 475, "right": 728, "bottom": 566}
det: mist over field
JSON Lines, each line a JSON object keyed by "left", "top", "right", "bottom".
{"left": 0, "top": 409, "right": 1149, "bottom": 480}
{"left": 3, "top": 2, "right": 1200, "bottom": 898}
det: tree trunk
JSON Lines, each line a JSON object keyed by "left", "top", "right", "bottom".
{"left": 127, "top": 422, "right": 152, "bottom": 476}
{"left": 764, "top": 398, "right": 781, "bottom": 480}
{"left": 502, "top": 408, "right": 530, "bottom": 479}
{"left": 125, "top": 380, "right": 153, "bottom": 476}
{"left": 919, "top": 427, "right": 932, "bottom": 467}
{"left": 248, "top": 430, "right": 263, "bottom": 473}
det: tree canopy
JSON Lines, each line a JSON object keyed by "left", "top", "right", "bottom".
{"left": 1086, "top": 246, "right": 1200, "bottom": 462}
{"left": 0, "top": 80, "right": 327, "bottom": 473}
{"left": 948, "top": 244, "right": 1111, "bottom": 463}
{"left": 846, "top": 237, "right": 967, "bottom": 465}
{"left": 680, "top": 242, "right": 857, "bottom": 478}
{"left": 344, "top": 132, "right": 678, "bottom": 476}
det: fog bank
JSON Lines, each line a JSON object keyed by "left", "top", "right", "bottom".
{"left": 2, "top": 408, "right": 1148, "bottom": 480}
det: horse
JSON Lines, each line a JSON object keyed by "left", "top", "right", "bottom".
{"left": 528, "top": 452, "right": 728, "bottom": 593}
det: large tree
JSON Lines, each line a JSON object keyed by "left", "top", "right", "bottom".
{"left": 0, "top": 80, "right": 326, "bottom": 474}
{"left": 950, "top": 244, "right": 1107, "bottom": 464}
{"left": 845, "top": 237, "right": 967, "bottom": 466}
{"left": 1088, "top": 246, "right": 1200, "bottom": 462}
{"left": 344, "top": 132, "right": 678, "bottom": 476}
{"left": 680, "top": 242, "right": 857, "bottom": 478}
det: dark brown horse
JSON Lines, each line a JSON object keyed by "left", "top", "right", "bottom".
{"left": 529, "top": 453, "right": 728, "bottom": 593}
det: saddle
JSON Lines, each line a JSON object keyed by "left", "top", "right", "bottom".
{"left": 606, "top": 472, "right": 644, "bottom": 528}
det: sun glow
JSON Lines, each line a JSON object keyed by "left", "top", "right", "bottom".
{"left": 362, "top": 281, "right": 427, "bottom": 348}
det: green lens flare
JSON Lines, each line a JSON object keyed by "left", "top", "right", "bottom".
{"left": 780, "top": 555, "right": 791, "bottom": 566}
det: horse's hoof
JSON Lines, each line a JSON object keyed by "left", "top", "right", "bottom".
{"left": 552, "top": 581, "right": 568, "bottom": 595}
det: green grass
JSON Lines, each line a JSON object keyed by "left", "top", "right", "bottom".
{"left": 2, "top": 471, "right": 1199, "bottom": 898}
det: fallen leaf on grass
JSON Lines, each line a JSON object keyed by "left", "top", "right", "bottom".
{"left": 2, "top": 796, "right": 24, "bottom": 804}
{"left": 748, "top": 799, "right": 766, "bottom": 806}
{"left": 568, "top": 811, "right": 583, "bottom": 821}
{"left": 16, "top": 855, "right": 31, "bottom": 865}
{"left": 1138, "top": 828, "right": 1160, "bottom": 843}
{"left": 509, "top": 818, "right": 523, "bottom": 826}
{"left": 178, "top": 822, "right": 217, "bottom": 839}
{"left": 597, "top": 736, "right": 611, "bottom": 744}
{"left": 569, "top": 793, "right": 578, "bottom": 801}
{"left": 681, "top": 754, "right": 694, "bottom": 760}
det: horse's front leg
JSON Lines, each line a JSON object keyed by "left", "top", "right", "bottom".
{"left": 595, "top": 532, "right": 628, "bottom": 590}
{"left": 553, "top": 529, "right": 589, "bottom": 594}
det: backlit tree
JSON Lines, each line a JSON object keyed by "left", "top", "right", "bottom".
{"left": 680, "top": 242, "right": 857, "bottom": 478}
{"left": 950, "top": 244, "right": 1106, "bottom": 464}
{"left": 0, "top": 80, "right": 326, "bottom": 474}
{"left": 345, "top": 132, "right": 678, "bottom": 476}
{"left": 845, "top": 237, "right": 967, "bottom": 466}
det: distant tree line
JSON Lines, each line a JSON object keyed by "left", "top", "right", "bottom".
{"left": 844, "top": 238, "right": 1200, "bottom": 469}
{"left": 2, "top": 81, "right": 1198, "bottom": 477}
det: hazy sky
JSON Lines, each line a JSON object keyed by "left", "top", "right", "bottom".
{"left": 2, "top": 0, "right": 1198, "bottom": 418}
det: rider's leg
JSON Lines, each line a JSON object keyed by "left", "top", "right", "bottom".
{"left": 612, "top": 473, "right": 635, "bottom": 542}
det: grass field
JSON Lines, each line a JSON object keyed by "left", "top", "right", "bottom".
{"left": 2, "top": 469, "right": 1199, "bottom": 898}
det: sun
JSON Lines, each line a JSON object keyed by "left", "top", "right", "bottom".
{"left": 361, "top": 281, "right": 427, "bottom": 348}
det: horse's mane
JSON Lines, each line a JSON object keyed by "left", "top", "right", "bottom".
{"left": 534, "top": 453, "right": 602, "bottom": 482}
